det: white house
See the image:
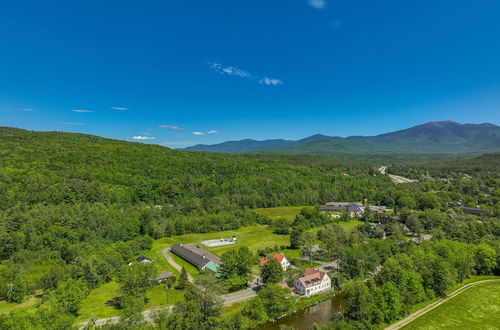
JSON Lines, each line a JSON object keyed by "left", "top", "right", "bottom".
{"left": 259, "top": 253, "right": 291, "bottom": 271}
{"left": 294, "top": 268, "right": 331, "bottom": 296}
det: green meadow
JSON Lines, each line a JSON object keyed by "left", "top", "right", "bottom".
{"left": 403, "top": 280, "right": 500, "bottom": 330}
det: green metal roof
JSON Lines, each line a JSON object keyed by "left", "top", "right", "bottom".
{"left": 204, "top": 261, "right": 221, "bottom": 277}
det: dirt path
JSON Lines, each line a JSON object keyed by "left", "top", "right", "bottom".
{"left": 385, "top": 279, "right": 500, "bottom": 330}
{"left": 162, "top": 247, "right": 194, "bottom": 282}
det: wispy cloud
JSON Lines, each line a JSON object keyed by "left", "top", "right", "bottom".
{"left": 133, "top": 136, "right": 155, "bottom": 140}
{"left": 210, "top": 62, "right": 251, "bottom": 78}
{"left": 21, "top": 108, "right": 36, "bottom": 112}
{"left": 72, "top": 109, "right": 93, "bottom": 113}
{"left": 159, "top": 125, "right": 183, "bottom": 131}
{"left": 207, "top": 130, "right": 219, "bottom": 134}
{"left": 259, "top": 77, "right": 283, "bottom": 86}
{"left": 111, "top": 106, "right": 129, "bottom": 111}
{"left": 192, "top": 131, "right": 205, "bottom": 136}
{"left": 308, "top": 0, "right": 326, "bottom": 9}
{"left": 54, "top": 121, "right": 84, "bottom": 125}
{"left": 209, "top": 61, "right": 283, "bottom": 86}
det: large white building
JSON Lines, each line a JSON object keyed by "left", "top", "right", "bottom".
{"left": 294, "top": 268, "right": 331, "bottom": 296}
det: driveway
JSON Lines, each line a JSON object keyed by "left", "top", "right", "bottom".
{"left": 162, "top": 247, "right": 194, "bottom": 282}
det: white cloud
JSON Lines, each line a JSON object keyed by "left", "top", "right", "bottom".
{"left": 309, "top": 0, "right": 326, "bottom": 9}
{"left": 159, "top": 125, "right": 183, "bottom": 130}
{"left": 72, "top": 109, "right": 93, "bottom": 113}
{"left": 133, "top": 136, "right": 155, "bottom": 140}
{"left": 207, "top": 130, "right": 219, "bottom": 134}
{"left": 111, "top": 107, "right": 129, "bottom": 111}
{"left": 21, "top": 108, "right": 36, "bottom": 112}
{"left": 259, "top": 77, "right": 283, "bottom": 86}
{"left": 210, "top": 61, "right": 284, "bottom": 86}
{"left": 210, "top": 62, "right": 251, "bottom": 78}
{"left": 192, "top": 131, "right": 205, "bottom": 136}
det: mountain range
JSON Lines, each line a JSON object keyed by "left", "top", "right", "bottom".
{"left": 181, "top": 121, "right": 500, "bottom": 154}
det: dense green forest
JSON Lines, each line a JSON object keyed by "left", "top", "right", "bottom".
{"left": 0, "top": 127, "right": 499, "bottom": 329}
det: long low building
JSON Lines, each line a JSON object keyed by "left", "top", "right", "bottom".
{"left": 171, "top": 243, "right": 222, "bottom": 276}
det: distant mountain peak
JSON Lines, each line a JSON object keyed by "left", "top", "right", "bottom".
{"left": 180, "top": 121, "right": 500, "bottom": 154}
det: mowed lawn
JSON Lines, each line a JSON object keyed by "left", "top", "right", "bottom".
{"left": 151, "top": 225, "right": 291, "bottom": 278}
{"left": 254, "top": 206, "right": 305, "bottom": 221}
{"left": 403, "top": 281, "right": 500, "bottom": 330}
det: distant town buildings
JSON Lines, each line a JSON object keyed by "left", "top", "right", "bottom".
{"left": 294, "top": 268, "right": 331, "bottom": 296}
{"left": 319, "top": 202, "right": 389, "bottom": 216}
{"left": 259, "top": 253, "right": 291, "bottom": 271}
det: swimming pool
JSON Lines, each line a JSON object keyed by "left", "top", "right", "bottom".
{"left": 202, "top": 239, "right": 236, "bottom": 247}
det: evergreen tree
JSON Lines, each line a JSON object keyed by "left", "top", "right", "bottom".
{"left": 177, "top": 267, "right": 189, "bottom": 290}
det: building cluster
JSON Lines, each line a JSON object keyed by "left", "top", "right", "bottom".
{"left": 168, "top": 243, "right": 332, "bottom": 297}
{"left": 319, "top": 202, "right": 389, "bottom": 216}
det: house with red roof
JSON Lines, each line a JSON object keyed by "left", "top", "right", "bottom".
{"left": 259, "top": 252, "right": 291, "bottom": 271}
{"left": 294, "top": 268, "right": 331, "bottom": 296}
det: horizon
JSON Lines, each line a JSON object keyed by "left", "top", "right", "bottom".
{"left": 1, "top": 1, "right": 500, "bottom": 148}
{"left": 3, "top": 120, "right": 498, "bottom": 149}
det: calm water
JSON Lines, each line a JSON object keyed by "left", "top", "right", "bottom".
{"left": 256, "top": 295, "right": 346, "bottom": 330}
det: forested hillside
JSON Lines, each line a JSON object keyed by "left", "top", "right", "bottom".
{"left": 0, "top": 127, "right": 498, "bottom": 329}
{"left": 183, "top": 121, "right": 500, "bottom": 154}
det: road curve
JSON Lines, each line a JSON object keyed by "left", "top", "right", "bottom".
{"left": 385, "top": 279, "right": 500, "bottom": 330}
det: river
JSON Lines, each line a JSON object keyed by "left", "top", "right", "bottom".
{"left": 256, "top": 294, "right": 346, "bottom": 330}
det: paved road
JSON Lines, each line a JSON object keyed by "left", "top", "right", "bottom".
{"left": 385, "top": 279, "right": 500, "bottom": 330}
{"left": 313, "top": 259, "right": 339, "bottom": 272}
{"left": 378, "top": 165, "right": 418, "bottom": 184}
{"left": 222, "top": 286, "right": 259, "bottom": 306}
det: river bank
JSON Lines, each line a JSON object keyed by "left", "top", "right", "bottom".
{"left": 256, "top": 291, "right": 345, "bottom": 330}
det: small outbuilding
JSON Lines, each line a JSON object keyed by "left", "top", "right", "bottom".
{"left": 136, "top": 256, "right": 153, "bottom": 263}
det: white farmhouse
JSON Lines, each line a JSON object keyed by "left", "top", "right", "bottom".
{"left": 259, "top": 253, "right": 291, "bottom": 271}
{"left": 294, "top": 268, "right": 331, "bottom": 296}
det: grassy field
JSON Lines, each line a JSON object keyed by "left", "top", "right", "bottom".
{"left": 254, "top": 206, "right": 305, "bottom": 221}
{"left": 403, "top": 280, "right": 500, "bottom": 330}
{"left": 77, "top": 280, "right": 185, "bottom": 321}
{"left": 0, "top": 294, "right": 41, "bottom": 315}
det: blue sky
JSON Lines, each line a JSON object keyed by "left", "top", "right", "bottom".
{"left": 1, "top": 0, "right": 499, "bottom": 147}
